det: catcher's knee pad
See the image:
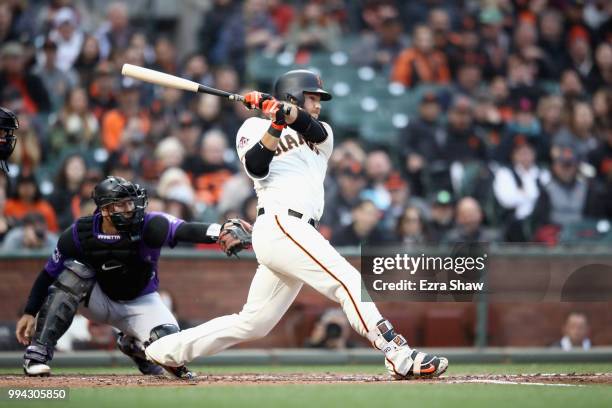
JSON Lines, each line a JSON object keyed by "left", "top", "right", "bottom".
{"left": 33, "top": 260, "right": 95, "bottom": 349}
{"left": 148, "top": 324, "right": 180, "bottom": 344}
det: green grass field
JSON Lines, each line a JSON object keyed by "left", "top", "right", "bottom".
{"left": 1, "top": 364, "right": 611, "bottom": 408}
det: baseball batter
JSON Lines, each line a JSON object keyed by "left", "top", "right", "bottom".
{"left": 16, "top": 176, "right": 251, "bottom": 378}
{"left": 145, "top": 70, "right": 448, "bottom": 379}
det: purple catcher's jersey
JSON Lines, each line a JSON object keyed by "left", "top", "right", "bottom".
{"left": 44, "top": 212, "right": 185, "bottom": 298}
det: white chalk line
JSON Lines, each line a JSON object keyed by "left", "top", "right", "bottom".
{"left": 448, "top": 379, "right": 582, "bottom": 387}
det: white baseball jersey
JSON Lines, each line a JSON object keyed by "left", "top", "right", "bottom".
{"left": 236, "top": 117, "right": 333, "bottom": 221}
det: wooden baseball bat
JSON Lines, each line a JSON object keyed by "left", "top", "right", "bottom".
{"left": 121, "top": 63, "right": 245, "bottom": 103}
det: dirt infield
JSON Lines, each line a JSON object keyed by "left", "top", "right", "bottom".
{"left": 1, "top": 373, "right": 611, "bottom": 387}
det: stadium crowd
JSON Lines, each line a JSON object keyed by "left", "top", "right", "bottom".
{"left": 0, "top": 0, "right": 611, "bottom": 251}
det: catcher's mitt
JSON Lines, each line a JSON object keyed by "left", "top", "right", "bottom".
{"left": 218, "top": 219, "right": 253, "bottom": 256}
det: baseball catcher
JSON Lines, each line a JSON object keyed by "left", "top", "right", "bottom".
{"left": 16, "top": 176, "right": 251, "bottom": 378}
{"left": 0, "top": 106, "right": 18, "bottom": 173}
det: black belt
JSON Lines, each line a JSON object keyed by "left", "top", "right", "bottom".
{"left": 257, "top": 208, "right": 317, "bottom": 228}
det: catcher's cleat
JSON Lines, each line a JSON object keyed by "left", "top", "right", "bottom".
{"left": 23, "top": 360, "right": 51, "bottom": 377}
{"left": 386, "top": 350, "right": 449, "bottom": 380}
{"left": 116, "top": 333, "right": 164, "bottom": 376}
{"left": 144, "top": 347, "right": 196, "bottom": 380}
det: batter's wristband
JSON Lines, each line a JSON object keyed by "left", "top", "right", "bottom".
{"left": 268, "top": 123, "right": 284, "bottom": 137}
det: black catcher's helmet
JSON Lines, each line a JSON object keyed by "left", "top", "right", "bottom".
{"left": 274, "top": 69, "right": 332, "bottom": 107}
{"left": 92, "top": 176, "right": 148, "bottom": 238}
{"left": 0, "top": 107, "right": 18, "bottom": 173}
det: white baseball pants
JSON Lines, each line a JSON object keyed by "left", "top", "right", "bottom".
{"left": 146, "top": 212, "right": 384, "bottom": 366}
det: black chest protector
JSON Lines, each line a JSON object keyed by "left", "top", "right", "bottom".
{"left": 75, "top": 216, "right": 154, "bottom": 301}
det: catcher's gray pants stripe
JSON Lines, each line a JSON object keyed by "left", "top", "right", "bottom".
{"left": 80, "top": 283, "right": 178, "bottom": 343}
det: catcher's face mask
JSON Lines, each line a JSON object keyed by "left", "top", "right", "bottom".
{"left": 93, "top": 176, "right": 148, "bottom": 239}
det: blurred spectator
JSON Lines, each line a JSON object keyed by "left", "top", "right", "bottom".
{"left": 590, "top": 43, "right": 612, "bottom": 91}
{"left": 149, "top": 87, "right": 184, "bottom": 143}
{"left": 493, "top": 139, "right": 550, "bottom": 241}
{"left": 212, "top": 0, "right": 282, "bottom": 75}
{"left": 157, "top": 167, "right": 196, "bottom": 211}
{"left": 154, "top": 137, "right": 185, "bottom": 174}
{"left": 506, "top": 54, "right": 543, "bottom": 107}
{"left": 0, "top": 42, "right": 51, "bottom": 114}
{"left": 3, "top": 172, "right": 58, "bottom": 233}
{"left": 589, "top": 126, "right": 612, "bottom": 182}
{"left": 88, "top": 61, "right": 118, "bottom": 120}
{"left": 64, "top": 169, "right": 103, "bottom": 220}
{"left": 0, "top": 212, "right": 57, "bottom": 252}
{"left": 473, "top": 92, "right": 504, "bottom": 160}
{"left": 321, "top": 162, "right": 367, "bottom": 234}
{"left": 554, "top": 101, "right": 598, "bottom": 161}
{"left": 0, "top": 2, "right": 19, "bottom": 43}
{"left": 512, "top": 20, "right": 551, "bottom": 81}
{"left": 181, "top": 54, "right": 213, "bottom": 107}
{"left": 34, "top": 37, "right": 78, "bottom": 112}
{"left": 48, "top": 7, "right": 84, "bottom": 72}
{"left": 350, "top": 15, "right": 405, "bottom": 71}
{"left": 566, "top": 27, "right": 595, "bottom": 87}
{"left": 187, "top": 129, "right": 235, "bottom": 206}
{"left": 48, "top": 154, "right": 87, "bottom": 230}
{"left": 198, "top": 0, "right": 238, "bottom": 59}
{"left": 560, "top": 70, "right": 586, "bottom": 108}
{"left": 497, "top": 97, "right": 547, "bottom": 164}
{"left": 331, "top": 199, "right": 387, "bottom": 247}
{"left": 479, "top": 7, "right": 510, "bottom": 78}
{"left": 447, "top": 96, "right": 484, "bottom": 160}
{"left": 391, "top": 24, "right": 451, "bottom": 88}
{"left": 175, "top": 111, "right": 202, "bottom": 164}
{"left": 304, "top": 308, "right": 355, "bottom": 349}
{"left": 537, "top": 9, "right": 567, "bottom": 80}
{"left": 537, "top": 95, "right": 565, "bottom": 156}
{"left": 151, "top": 37, "right": 178, "bottom": 75}
{"left": 362, "top": 149, "right": 393, "bottom": 210}
{"left": 6, "top": 114, "right": 42, "bottom": 172}
{"left": 382, "top": 171, "right": 427, "bottom": 232}
{"left": 427, "top": 190, "right": 455, "bottom": 243}
{"left": 393, "top": 205, "right": 428, "bottom": 246}
{"left": 102, "top": 78, "right": 149, "bottom": 153}
{"left": 267, "top": 0, "right": 295, "bottom": 36}
{"left": 0, "top": 184, "right": 14, "bottom": 243}
{"left": 535, "top": 144, "right": 606, "bottom": 228}
{"left": 447, "top": 22, "right": 488, "bottom": 79}
{"left": 287, "top": 2, "right": 340, "bottom": 55}
{"left": 399, "top": 92, "right": 444, "bottom": 197}
{"left": 73, "top": 34, "right": 101, "bottom": 89}
{"left": 592, "top": 88, "right": 612, "bottom": 136}
{"left": 96, "top": 1, "right": 133, "bottom": 60}
{"left": 552, "top": 312, "right": 591, "bottom": 351}
{"left": 428, "top": 8, "right": 454, "bottom": 56}
{"left": 443, "top": 197, "right": 499, "bottom": 244}
{"left": 454, "top": 63, "right": 484, "bottom": 98}
{"left": 49, "top": 87, "right": 100, "bottom": 156}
